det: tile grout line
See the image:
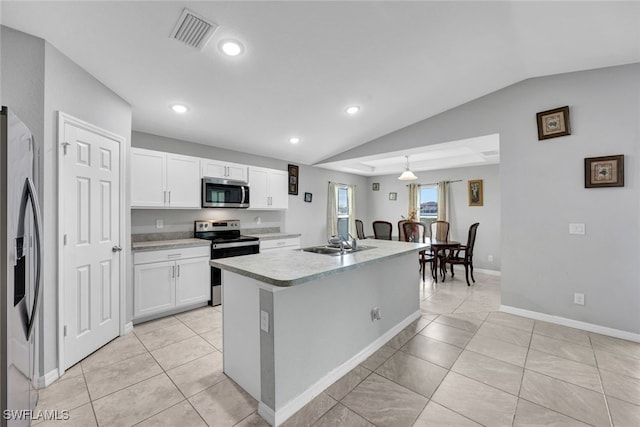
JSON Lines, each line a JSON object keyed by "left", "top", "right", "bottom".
{"left": 589, "top": 333, "right": 615, "bottom": 427}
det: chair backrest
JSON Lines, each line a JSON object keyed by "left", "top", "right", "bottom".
{"left": 465, "top": 223, "right": 480, "bottom": 255}
{"left": 429, "top": 220, "right": 450, "bottom": 242}
{"left": 402, "top": 222, "right": 426, "bottom": 243}
{"left": 398, "top": 220, "right": 409, "bottom": 242}
{"left": 372, "top": 221, "right": 392, "bottom": 240}
{"left": 355, "top": 219, "right": 366, "bottom": 239}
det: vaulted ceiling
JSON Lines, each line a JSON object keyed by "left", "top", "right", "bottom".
{"left": 2, "top": 1, "right": 639, "bottom": 171}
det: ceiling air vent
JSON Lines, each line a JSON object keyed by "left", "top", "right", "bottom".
{"left": 170, "top": 8, "right": 218, "bottom": 50}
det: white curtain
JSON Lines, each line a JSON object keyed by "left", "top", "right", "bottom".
{"left": 347, "top": 184, "right": 356, "bottom": 238}
{"left": 437, "top": 180, "right": 450, "bottom": 222}
{"left": 327, "top": 182, "right": 339, "bottom": 239}
{"left": 408, "top": 183, "right": 420, "bottom": 216}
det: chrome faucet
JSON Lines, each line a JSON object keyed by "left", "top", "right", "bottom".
{"left": 328, "top": 235, "right": 352, "bottom": 254}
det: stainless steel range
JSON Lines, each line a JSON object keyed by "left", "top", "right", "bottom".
{"left": 194, "top": 220, "right": 259, "bottom": 306}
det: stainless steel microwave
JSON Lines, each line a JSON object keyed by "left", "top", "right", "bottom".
{"left": 202, "top": 177, "right": 250, "bottom": 208}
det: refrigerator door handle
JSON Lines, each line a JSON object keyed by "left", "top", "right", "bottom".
{"left": 16, "top": 177, "right": 43, "bottom": 340}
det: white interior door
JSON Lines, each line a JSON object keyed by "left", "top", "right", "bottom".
{"left": 61, "top": 120, "right": 121, "bottom": 369}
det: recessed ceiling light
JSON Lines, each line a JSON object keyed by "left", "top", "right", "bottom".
{"left": 220, "top": 40, "right": 244, "bottom": 56}
{"left": 345, "top": 105, "right": 360, "bottom": 115}
{"left": 171, "top": 104, "right": 189, "bottom": 113}
{"left": 289, "top": 137, "right": 300, "bottom": 144}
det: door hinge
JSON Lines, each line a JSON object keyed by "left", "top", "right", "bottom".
{"left": 61, "top": 141, "right": 71, "bottom": 155}
{"left": 63, "top": 325, "right": 67, "bottom": 337}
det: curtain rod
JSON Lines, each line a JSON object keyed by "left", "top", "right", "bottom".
{"left": 406, "top": 179, "right": 463, "bottom": 186}
{"left": 328, "top": 181, "right": 356, "bottom": 187}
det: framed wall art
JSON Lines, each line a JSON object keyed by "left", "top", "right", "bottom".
{"left": 584, "top": 155, "right": 624, "bottom": 188}
{"left": 389, "top": 192, "right": 397, "bottom": 201}
{"left": 288, "top": 164, "right": 299, "bottom": 195}
{"left": 536, "top": 106, "right": 571, "bottom": 140}
{"left": 468, "top": 179, "right": 483, "bottom": 206}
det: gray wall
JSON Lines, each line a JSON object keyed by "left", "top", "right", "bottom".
{"left": 1, "top": 26, "right": 132, "bottom": 376}
{"left": 362, "top": 164, "right": 500, "bottom": 271}
{"left": 325, "top": 63, "right": 640, "bottom": 334}
{"left": 132, "top": 131, "right": 369, "bottom": 248}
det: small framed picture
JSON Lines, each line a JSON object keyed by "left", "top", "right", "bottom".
{"left": 304, "top": 192, "right": 313, "bottom": 202}
{"left": 536, "top": 106, "right": 571, "bottom": 140}
{"left": 389, "top": 192, "right": 397, "bottom": 201}
{"left": 288, "top": 164, "right": 299, "bottom": 195}
{"left": 372, "top": 182, "right": 380, "bottom": 191}
{"left": 468, "top": 180, "right": 483, "bottom": 206}
{"left": 584, "top": 155, "right": 624, "bottom": 188}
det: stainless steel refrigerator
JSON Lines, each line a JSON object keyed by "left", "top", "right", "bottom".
{"left": 1, "top": 107, "right": 43, "bottom": 427}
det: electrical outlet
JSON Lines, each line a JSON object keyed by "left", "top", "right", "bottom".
{"left": 488, "top": 255, "right": 494, "bottom": 262}
{"left": 569, "top": 223, "right": 585, "bottom": 235}
{"left": 371, "top": 307, "right": 381, "bottom": 321}
{"left": 155, "top": 219, "right": 163, "bottom": 229}
{"left": 573, "top": 293, "right": 585, "bottom": 305}
{"left": 260, "top": 310, "right": 269, "bottom": 333}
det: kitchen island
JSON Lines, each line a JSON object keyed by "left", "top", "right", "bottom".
{"left": 211, "top": 239, "right": 428, "bottom": 426}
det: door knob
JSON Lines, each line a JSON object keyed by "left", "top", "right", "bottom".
{"left": 112, "top": 245, "right": 122, "bottom": 252}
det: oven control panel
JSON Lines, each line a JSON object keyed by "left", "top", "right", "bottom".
{"left": 195, "top": 220, "right": 241, "bottom": 231}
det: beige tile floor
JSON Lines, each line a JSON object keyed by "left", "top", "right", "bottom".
{"left": 33, "top": 271, "right": 640, "bottom": 426}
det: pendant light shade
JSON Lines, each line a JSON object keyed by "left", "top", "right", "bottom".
{"left": 398, "top": 156, "right": 418, "bottom": 180}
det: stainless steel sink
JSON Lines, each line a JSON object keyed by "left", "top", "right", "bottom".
{"left": 301, "top": 245, "right": 375, "bottom": 256}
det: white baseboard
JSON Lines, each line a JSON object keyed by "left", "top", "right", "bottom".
{"left": 473, "top": 268, "right": 501, "bottom": 276}
{"left": 36, "top": 368, "right": 60, "bottom": 389}
{"left": 123, "top": 321, "right": 134, "bottom": 335}
{"left": 258, "top": 310, "right": 422, "bottom": 426}
{"left": 500, "top": 305, "right": 640, "bottom": 343}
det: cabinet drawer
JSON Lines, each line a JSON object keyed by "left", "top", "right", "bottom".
{"left": 260, "top": 237, "right": 300, "bottom": 251}
{"left": 134, "top": 245, "right": 210, "bottom": 264}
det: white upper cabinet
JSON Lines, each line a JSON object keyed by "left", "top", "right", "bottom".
{"left": 131, "top": 148, "right": 166, "bottom": 208}
{"left": 248, "top": 166, "right": 288, "bottom": 210}
{"left": 201, "top": 159, "right": 248, "bottom": 182}
{"left": 131, "top": 148, "right": 200, "bottom": 208}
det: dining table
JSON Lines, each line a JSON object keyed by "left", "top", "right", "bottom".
{"left": 429, "top": 239, "right": 461, "bottom": 283}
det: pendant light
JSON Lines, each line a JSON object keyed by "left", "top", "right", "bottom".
{"left": 398, "top": 156, "right": 418, "bottom": 180}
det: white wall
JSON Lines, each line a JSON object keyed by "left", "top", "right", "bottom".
{"left": 1, "top": 26, "right": 133, "bottom": 375}
{"left": 131, "top": 131, "right": 369, "bottom": 247}
{"left": 362, "top": 164, "right": 500, "bottom": 271}
{"left": 322, "top": 63, "right": 640, "bottom": 335}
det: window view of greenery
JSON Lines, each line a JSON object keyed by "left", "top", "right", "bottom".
{"left": 337, "top": 187, "right": 350, "bottom": 239}
{"left": 420, "top": 186, "right": 438, "bottom": 219}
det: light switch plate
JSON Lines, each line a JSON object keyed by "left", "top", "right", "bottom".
{"left": 569, "top": 223, "right": 585, "bottom": 235}
{"left": 155, "top": 219, "right": 163, "bottom": 229}
{"left": 260, "top": 310, "right": 269, "bottom": 333}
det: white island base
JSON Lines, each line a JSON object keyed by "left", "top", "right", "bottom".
{"left": 221, "top": 252, "right": 420, "bottom": 426}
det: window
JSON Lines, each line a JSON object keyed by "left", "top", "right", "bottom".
{"left": 419, "top": 185, "right": 438, "bottom": 222}
{"left": 337, "top": 186, "right": 350, "bottom": 239}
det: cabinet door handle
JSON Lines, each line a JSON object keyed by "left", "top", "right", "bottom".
{"left": 177, "top": 265, "right": 180, "bottom": 277}
{"left": 168, "top": 191, "right": 171, "bottom": 204}
{"left": 225, "top": 166, "right": 229, "bottom": 177}
{"left": 170, "top": 266, "right": 174, "bottom": 278}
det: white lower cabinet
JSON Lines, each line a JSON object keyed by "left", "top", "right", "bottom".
{"left": 134, "top": 246, "right": 210, "bottom": 319}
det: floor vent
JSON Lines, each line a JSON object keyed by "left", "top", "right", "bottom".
{"left": 170, "top": 8, "right": 218, "bottom": 50}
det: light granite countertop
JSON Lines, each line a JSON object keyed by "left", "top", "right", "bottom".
{"left": 211, "top": 239, "right": 427, "bottom": 287}
{"left": 245, "top": 232, "right": 302, "bottom": 241}
{"left": 132, "top": 238, "right": 211, "bottom": 252}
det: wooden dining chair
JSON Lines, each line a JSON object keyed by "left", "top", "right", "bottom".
{"left": 355, "top": 219, "right": 366, "bottom": 239}
{"left": 398, "top": 220, "right": 409, "bottom": 242}
{"left": 445, "top": 222, "right": 480, "bottom": 286}
{"left": 429, "top": 220, "right": 450, "bottom": 242}
{"left": 372, "top": 221, "right": 392, "bottom": 240}
{"left": 402, "top": 222, "right": 434, "bottom": 282}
